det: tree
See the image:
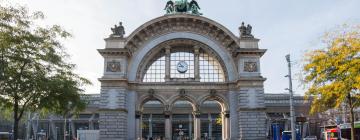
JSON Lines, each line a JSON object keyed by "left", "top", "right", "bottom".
{"left": 302, "top": 25, "right": 360, "bottom": 140}
{"left": 0, "top": 4, "right": 90, "bottom": 140}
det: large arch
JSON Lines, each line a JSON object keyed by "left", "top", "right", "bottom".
{"left": 125, "top": 14, "right": 240, "bottom": 52}
{"left": 137, "top": 94, "right": 167, "bottom": 111}
{"left": 167, "top": 93, "right": 198, "bottom": 111}
{"left": 137, "top": 39, "right": 229, "bottom": 82}
{"left": 197, "top": 93, "right": 230, "bottom": 112}
{"left": 128, "top": 32, "right": 238, "bottom": 82}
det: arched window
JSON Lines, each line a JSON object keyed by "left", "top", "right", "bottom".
{"left": 142, "top": 47, "right": 225, "bottom": 82}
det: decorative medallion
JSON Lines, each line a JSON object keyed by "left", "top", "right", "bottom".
{"left": 106, "top": 61, "right": 121, "bottom": 72}
{"left": 244, "top": 62, "right": 257, "bottom": 72}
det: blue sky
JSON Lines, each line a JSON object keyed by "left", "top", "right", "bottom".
{"left": 7, "top": 0, "right": 360, "bottom": 94}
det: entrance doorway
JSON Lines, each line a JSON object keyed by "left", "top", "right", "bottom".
{"left": 172, "top": 100, "right": 194, "bottom": 140}
{"left": 142, "top": 100, "right": 165, "bottom": 140}
{"left": 200, "top": 100, "right": 222, "bottom": 140}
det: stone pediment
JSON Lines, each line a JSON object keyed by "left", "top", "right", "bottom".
{"left": 124, "top": 14, "right": 240, "bottom": 55}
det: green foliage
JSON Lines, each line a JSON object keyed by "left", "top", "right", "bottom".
{"left": 0, "top": 3, "right": 91, "bottom": 138}
{"left": 302, "top": 25, "right": 360, "bottom": 113}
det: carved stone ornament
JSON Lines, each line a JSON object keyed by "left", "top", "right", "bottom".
{"left": 135, "top": 111, "right": 142, "bottom": 119}
{"left": 179, "top": 89, "right": 186, "bottom": 97}
{"left": 192, "top": 110, "right": 201, "bottom": 118}
{"left": 222, "top": 111, "right": 230, "bottom": 118}
{"left": 244, "top": 62, "right": 257, "bottom": 72}
{"left": 148, "top": 89, "right": 155, "bottom": 98}
{"left": 164, "top": 110, "right": 172, "bottom": 118}
{"left": 106, "top": 61, "right": 121, "bottom": 72}
{"left": 209, "top": 89, "right": 217, "bottom": 97}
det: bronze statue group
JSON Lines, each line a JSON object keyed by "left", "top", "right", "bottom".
{"left": 165, "top": 0, "right": 202, "bottom": 15}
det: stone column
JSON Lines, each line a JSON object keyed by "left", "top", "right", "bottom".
{"left": 208, "top": 113, "right": 212, "bottom": 138}
{"left": 164, "top": 111, "right": 172, "bottom": 140}
{"left": 222, "top": 111, "right": 230, "bottom": 140}
{"left": 149, "top": 114, "right": 153, "bottom": 138}
{"left": 194, "top": 46, "right": 200, "bottom": 81}
{"left": 228, "top": 90, "right": 239, "bottom": 139}
{"left": 165, "top": 46, "right": 171, "bottom": 81}
{"left": 189, "top": 114, "right": 193, "bottom": 139}
{"left": 135, "top": 111, "right": 142, "bottom": 139}
{"left": 89, "top": 113, "right": 95, "bottom": 130}
{"left": 127, "top": 90, "right": 137, "bottom": 139}
{"left": 193, "top": 111, "right": 201, "bottom": 140}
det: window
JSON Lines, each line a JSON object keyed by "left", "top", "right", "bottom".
{"left": 143, "top": 56, "right": 166, "bottom": 82}
{"left": 199, "top": 53, "right": 224, "bottom": 82}
{"left": 142, "top": 47, "right": 225, "bottom": 82}
{"left": 170, "top": 52, "right": 195, "bottom": 78}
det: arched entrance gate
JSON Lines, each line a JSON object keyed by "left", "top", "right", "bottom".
{"left": 137, "top": 88, "right": 230, "bottom": 140}
{"left": 98, "top": 14, "right": 267, "bottom": 140}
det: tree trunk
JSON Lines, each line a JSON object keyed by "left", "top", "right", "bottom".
{"left": 348, "top": 93, "right": 355, "bottom": 140}
{"left": 350, "top": 107, "right": 355, "bottom": 140}
{"left": 13, "top": 101, "right": 19, "bottom": 140}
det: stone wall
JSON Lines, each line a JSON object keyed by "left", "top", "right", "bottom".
{"left": 238, "top": 111, "right": 267, "bottom": 139}
{"left": 99, "top": 111, "right": 127, "bottom": 140}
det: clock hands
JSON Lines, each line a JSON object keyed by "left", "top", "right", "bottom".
{"left": 178, "top": 63, "right": 184, "bottom": 68}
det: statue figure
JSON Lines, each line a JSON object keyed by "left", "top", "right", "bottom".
{"left": 164, "top": 0, "right": 174, "bottom": 14}
{"left": 246, "top": 24, "right": 252, "bottom": 36}
{"left": 239, "top": 22, "right": 247, "bottom": 36}
{"left": 239, "top": 22, "right": 254, "bottom": 38}
{"left": 110, "top": 22, "right": 125, "bottom": 38}
{"left": 164, "top": 0, "right": 202, "bottom": 15}
{"left": 174, "top": 0, "right": 188, "bottom": 12}
{"left": 189, "top": 0, "right": 202, "bottom": 15}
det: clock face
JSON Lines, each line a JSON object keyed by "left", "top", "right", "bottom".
{"left": 177, "top": 61, "right": 188, "bottom": 73}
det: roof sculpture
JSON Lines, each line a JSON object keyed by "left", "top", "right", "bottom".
{"left": 165, "top": 0, "right": 202, "bottom": 15}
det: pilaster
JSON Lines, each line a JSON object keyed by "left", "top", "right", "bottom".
{"left": 99, "top": 36, "right": 130, "bottom": 140}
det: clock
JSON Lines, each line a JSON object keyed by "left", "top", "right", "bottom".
{"left": 177, "top": 61, "right": 188, "bottom": 73}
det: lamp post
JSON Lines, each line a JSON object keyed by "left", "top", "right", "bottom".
{"left": 64, "top": 101, "right": 72, "bottom": 140}
{"left": 285, "top": 54, "right": 296, "bottom": 140}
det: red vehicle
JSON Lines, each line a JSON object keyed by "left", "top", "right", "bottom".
{"left": 323, "top": 128, "right": 339, "bottom": 140}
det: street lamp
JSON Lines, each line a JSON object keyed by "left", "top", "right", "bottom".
{"left": 64, "top": 101, "right": 72, "bottom": 140}
{"left": 285, "top": 54, "right": 296, "bottom": 140}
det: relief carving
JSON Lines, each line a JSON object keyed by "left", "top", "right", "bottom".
{"left": 106, "top": 61, "right": 121, "bottom": 72}
{"left": 244, "top": 62, "right": 257, "bottom": 72}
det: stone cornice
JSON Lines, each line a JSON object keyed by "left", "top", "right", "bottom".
{"left": 104, "top": 36, "right": 127, "bottom": 41}
{"left": 238, "top": 107, "right": 267, "bottom": 112}
{"left": 98, "top": 78, "right": 128, "bottom": 82}
{"left": 233, "top": 48, "right": 267, "bottom": 57}
{"left": 236, "top": 77, "right": 266, "bottom": 87}
{"left": 128, "top": 82, "right": 233, "bottom": 90}
{"left": 98, "top": 108, "right": 128, "bottom": 113}
{"left": 237, "top": 77, "right": 267, "bottom": 81}
{"left": 239, "top": 37, "right": 260, "bottom": 42}
{"left": 98, "top": 48, "right": 130, "bottom": 57}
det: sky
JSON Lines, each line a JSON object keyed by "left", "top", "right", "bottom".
{"left": 5, "top": 0, "right": 360, "bottom": 95}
